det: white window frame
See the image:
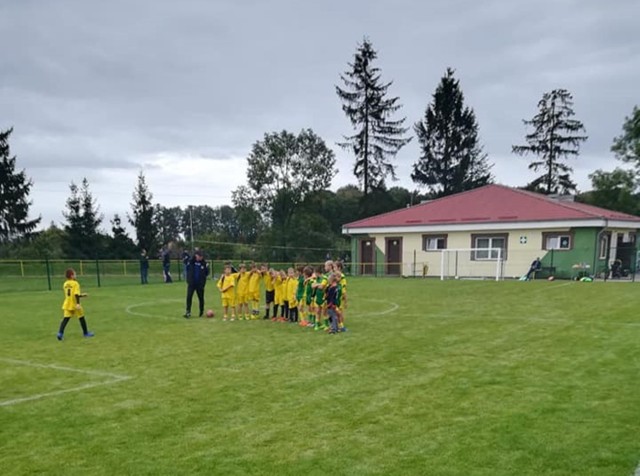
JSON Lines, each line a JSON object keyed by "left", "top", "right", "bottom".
{"left": 473, "top": 236, "right": 506, "bottom": 261}
{"left": 423, "top": 235, "right": 447, "bottom": 251}
{"left": 545, "top": 234, "right": 571, "bottom": 250}
{"left": 599, "top": 235, "right": 609, "bottom": 259}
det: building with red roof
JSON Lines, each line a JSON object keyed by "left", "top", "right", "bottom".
{"left": 342, "top": 184, "right": 640, "bottom": 279}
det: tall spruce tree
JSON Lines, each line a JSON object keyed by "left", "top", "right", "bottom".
{"left": 512, "top": 89, "right": 587, "bottom": 194}
{"left": 336, "top": 38, "right": 411, "bottom": 195}
{"left": 0, "top": 127, "right": 40, "bottom": 242}
{"left": 129, "top": 171, "right": 157, "bottom": 252}
{"left": 412, "top": 68, "right": 493, "bottom": 197}
{"left": 62, "top": 178, "right": 103, "bottom": 258}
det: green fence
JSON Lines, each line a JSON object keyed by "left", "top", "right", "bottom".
{"left": 0, "top": 259, "right": 338, "bottom": 293}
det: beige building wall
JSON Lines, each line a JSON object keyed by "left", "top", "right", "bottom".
{"left": 367, "top": 227, "right": 575, "bottom": 278}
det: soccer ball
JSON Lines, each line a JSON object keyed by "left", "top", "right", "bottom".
{"left": 547, "top": 276, "right": 555, "bottom": 281}
{"left": 206, "top": 309, "right": 215, "bottom": 318}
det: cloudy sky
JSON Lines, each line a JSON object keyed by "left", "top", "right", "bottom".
{"left": 2, "top": 0, "right": 639, "bottom": 231}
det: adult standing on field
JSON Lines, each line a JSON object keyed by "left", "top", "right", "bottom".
{"left": 139, "top": 249, "right": 149, "bottom": 284}
{"left": 161, "top": 246, "right": 173, "bottom": 283}
{"left": 183, "top": 250, "right": 209, "bottom": 318}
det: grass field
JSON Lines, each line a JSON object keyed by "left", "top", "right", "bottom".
{"left": 1, "top": 277, "right": 639, "bottom": 475}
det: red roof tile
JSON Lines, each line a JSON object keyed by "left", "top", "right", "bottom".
{"left": 344, "top": 184, "right": 640, "bottom": 229}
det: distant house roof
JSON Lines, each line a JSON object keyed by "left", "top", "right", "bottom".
{"left": 343, "top": 184, "right": 640, "bottom": 232}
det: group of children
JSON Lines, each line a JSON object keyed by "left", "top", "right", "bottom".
{"left": 54, "top": 259, "right": 349, "bottom": 341}
{"left": 216, "top": 260, "right": 348, "bottom": 334}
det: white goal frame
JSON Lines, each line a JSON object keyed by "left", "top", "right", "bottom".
{"left": 440, "top": 248, "right": 504, "bottom": 281}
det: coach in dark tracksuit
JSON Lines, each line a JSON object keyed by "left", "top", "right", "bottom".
{"left": 183, "top": 250, "right": 209, "bottom": 318}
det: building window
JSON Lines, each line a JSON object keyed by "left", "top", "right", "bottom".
{"left": 543, "top": 233, "right": 572, "bottom": 250}
{"left": 471, "top": 234, "right": 508, "bottom": 260}
{"left": 599, "top": 235, "right": 609, "bottom": 259}
{"left": 422, "top": 234, "right": 447, "bottom": 251}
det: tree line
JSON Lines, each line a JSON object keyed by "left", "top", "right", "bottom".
{"left": 1, "top": 38, "right": 639, "bottom": 261}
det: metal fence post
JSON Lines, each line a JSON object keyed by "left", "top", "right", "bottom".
{"left": 95, "top": 257, "right": 101, "bottom": 287}
{"left": 45, "top": 257, "right": 52, "bottom": 291}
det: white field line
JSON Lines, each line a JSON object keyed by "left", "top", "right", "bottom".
{"left": 125, "top": 299, "right": 184, "bottom": 320}
{"left": 398, "top": 311, "right": 640, "bottom": 328}
{"left": 0, "top": 358, "right": 131, "bottom": 407}
{"left": 363, "top": 299, "right": 400, "bottom": 316}
{"left": 634, "top": 460, "right": 640, "bottom": 476}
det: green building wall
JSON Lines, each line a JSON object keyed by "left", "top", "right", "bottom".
{"left": 539, "top": 228, "right": 607, "bottom": 279}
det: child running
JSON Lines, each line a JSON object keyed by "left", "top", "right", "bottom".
{"left": 57, "top": 268, "right": 94, "bottom": 340}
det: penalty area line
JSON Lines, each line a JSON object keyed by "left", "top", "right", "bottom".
{"left": 0, "top": 358, "right": 131, "bottom": 407}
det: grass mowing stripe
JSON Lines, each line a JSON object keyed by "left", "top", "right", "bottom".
{"left": 1, "top": 277, "right": 639, "bottom": 475}
{"left": 0, "top": 358, "right": 131, "bottom": 407}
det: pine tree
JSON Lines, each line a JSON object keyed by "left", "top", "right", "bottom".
{"left": 512, "top": 89, "right": 587, "bottom": 194}
{"left": 0, "top": 127, "right": 40, "bottom": 242}
{"left": 62, "top": 178, "right": 103, "bottom": 258}
{"left": 336, "top": 38, "right": 411, "bottom": 195}
{"left": 412, "top": 68, "right": 493, "bottom": 197}
{"left": 108, "top": 214, "right": 136, "bottom": 258}
{"left": 129, "top": 172, "right": 157, "bottom": 252}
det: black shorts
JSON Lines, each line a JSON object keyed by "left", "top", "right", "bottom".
{"left": 265, "top": 290, "right": 275, "bottom": 304}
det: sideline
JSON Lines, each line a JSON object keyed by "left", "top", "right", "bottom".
{"left": 0, "top": 358, "right": 131, "bottom": 407}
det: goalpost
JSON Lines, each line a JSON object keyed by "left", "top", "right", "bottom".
{"left": 440, "top": 248, "right": 504, "bottom": 281}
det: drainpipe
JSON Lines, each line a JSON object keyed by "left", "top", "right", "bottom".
{"left": 595, "top": 219, "right": 608, "bottom": 281}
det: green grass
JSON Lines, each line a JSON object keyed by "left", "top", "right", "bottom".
{"left": 1, "top": 278, "right": 639, "bottom": 475}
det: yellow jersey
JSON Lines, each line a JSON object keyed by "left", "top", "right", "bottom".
{"left": 217, "top": 274, "right": 235, "bottom": 298}
{"left": 62, "top": 279, "right": 81, "bottom": 311}
{"left": 263, "top": 271, "right": 274, "bottom": 292}
{"left": 248, "top": 271, "right": 261, "bottom": 293}
{"left": 234, "top": 271, "right": 250, "bottom": 296}
{"left": 286, "top": 277, "right": 298, "bottom": 306}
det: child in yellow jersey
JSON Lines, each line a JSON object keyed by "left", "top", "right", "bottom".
{"left": 286, "top": 267, "right": 299, "bottom": 323}
{"left": 247, "top": 263, "right": 262, "bottom": 319}
{"left": 273, "top": 270, "right": 287, "bottom": 321}
{"left": 261, "top": 264, "right": 275, "bottom": 319}
{"left": 57, "top": 268, "right": 94, "bottom": 340}
{"left": 217, "top": 265, "right": 236, "bottom": 321}
{"left": 234, "top": 263, "right": 251, "bottom": 320}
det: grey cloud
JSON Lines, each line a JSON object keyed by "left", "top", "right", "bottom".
{"left": 1, "top": 0, "right": 639, "bottom": 225}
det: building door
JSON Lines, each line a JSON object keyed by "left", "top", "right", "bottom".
{"left": 360, "top": 239, "right": 375, "bottom": 275}
{"left": 386, "top": 237, "right": 402, "bottom": 275}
